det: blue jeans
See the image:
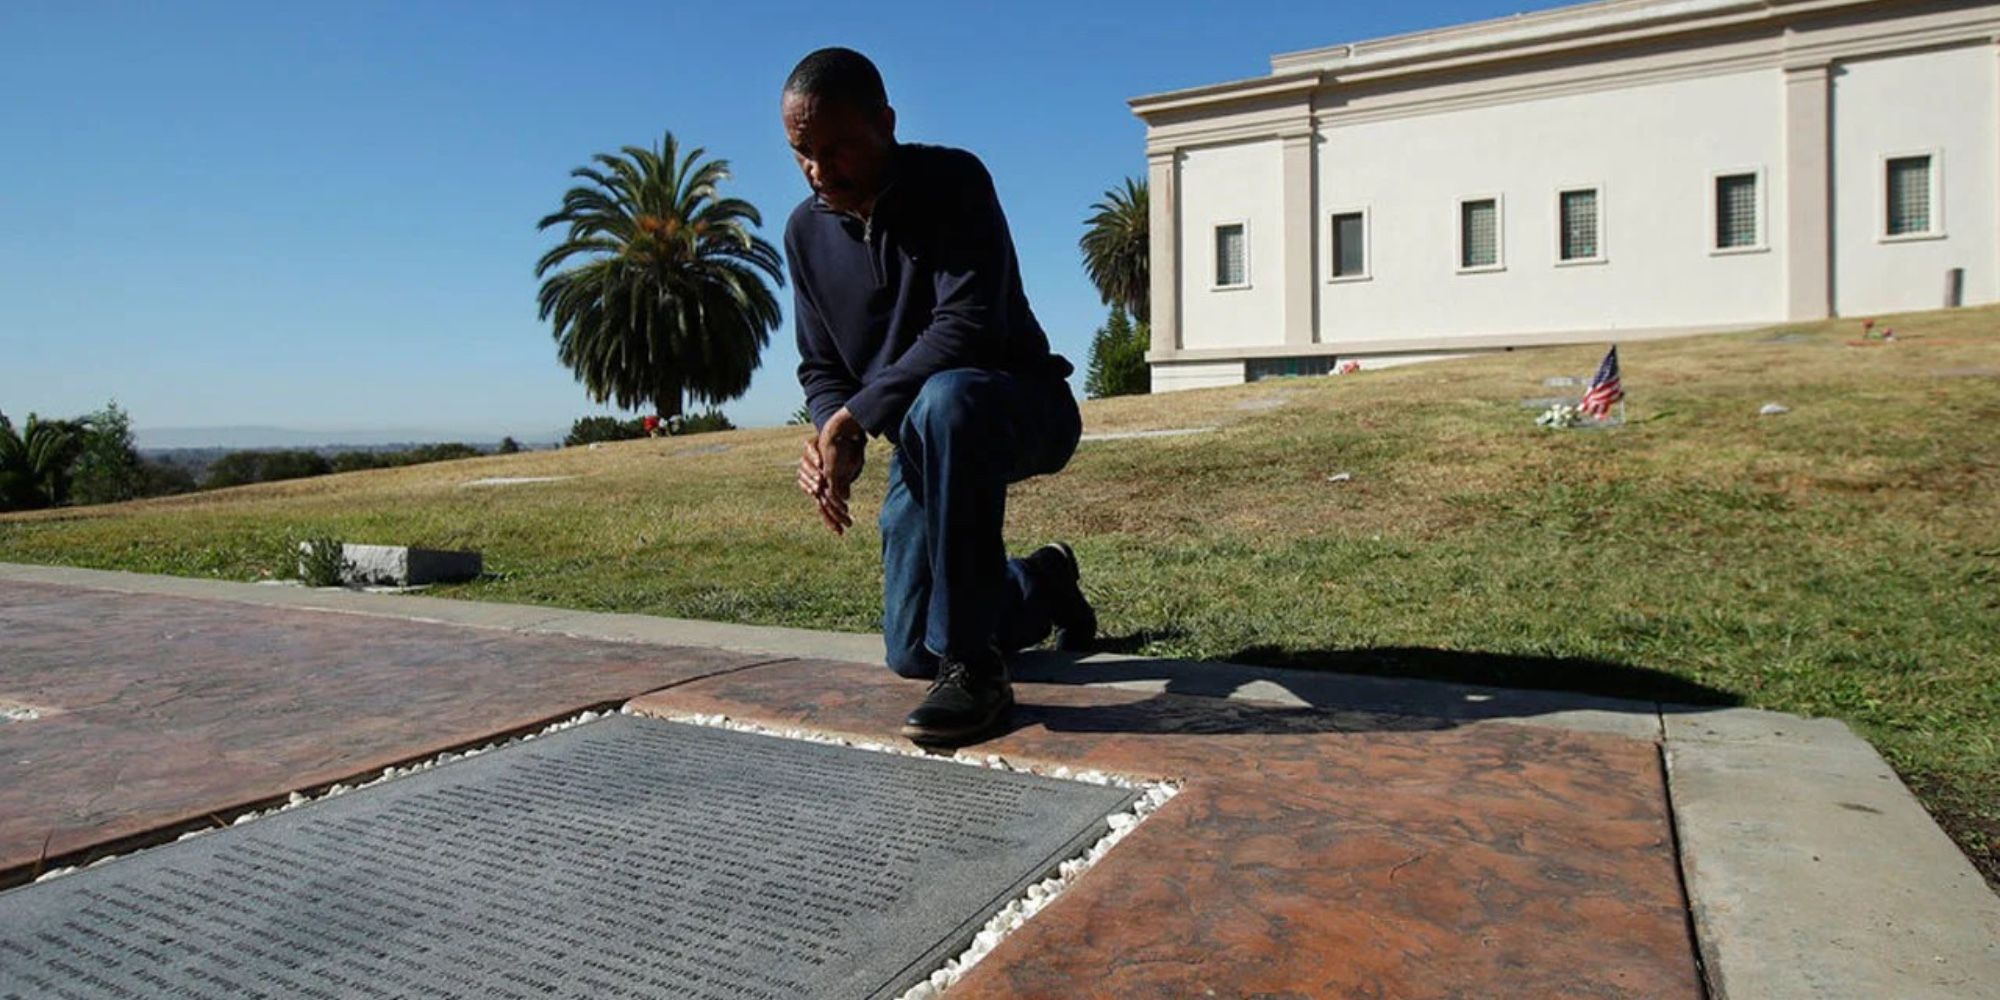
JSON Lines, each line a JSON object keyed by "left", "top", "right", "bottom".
{"left": 879, "top": 368, "right": 1082, "bottom": 679}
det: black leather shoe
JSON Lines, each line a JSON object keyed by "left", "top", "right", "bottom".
{"left": 1028, "top": 542, "right": 1097, "bottom": 652}
{"left": 901, "top": 651, "right": 1013, "bottom": 745}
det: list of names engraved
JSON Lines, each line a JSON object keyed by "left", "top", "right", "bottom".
{"left": 0, "top": 716, "right": 1133, "bottom": 1000}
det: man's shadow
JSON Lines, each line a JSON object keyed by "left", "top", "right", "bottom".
{"left": 997, "top": 635, "right": 1740, "bottom": 739}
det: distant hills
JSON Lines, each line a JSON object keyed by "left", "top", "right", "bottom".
{"left": 134, "top": 425, "right": 564, "bottom": 450}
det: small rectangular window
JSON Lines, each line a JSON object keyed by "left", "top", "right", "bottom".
{"left": 1215, "top": 223, "right": 1247, "bottom": 287}
{"left": 1715, "top": 173, "right": 1759, "bottom": 249}
{"left": 1460, "top": 198, "right": 1499, "bottom": 269}
{"left": 1331, "top": 212, "right": 1365, "bottom": 278}
{"left": 1559, "top": 188, "right": 1600, "bottom": 261}
{"left": 1887, "top": 155, "right": 1932, "bottom": 236}
{"left": 1247, "top": 356, "right": 1337, "bottom": 381}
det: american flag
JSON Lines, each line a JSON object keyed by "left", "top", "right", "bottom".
{"left": 1580, "top": 346, "right": 1624, "bottom": 418}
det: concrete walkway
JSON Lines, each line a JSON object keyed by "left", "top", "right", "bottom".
{"left": 2, "top": 563, "right": 1996, "bottom": 998}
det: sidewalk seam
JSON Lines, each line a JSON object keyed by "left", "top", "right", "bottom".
{"left": 1656, "top": 739, "right": 1717, "bottom": 1000}
{"left": 620, "top": 656, "right": 800, "bottom": 707}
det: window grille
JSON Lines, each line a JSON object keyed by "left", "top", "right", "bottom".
{"left": 1332, "top": 212, "right": 1365, "bottom": 277}
{"left": 1560, "top": 189, "right": 1599, "bottom": 260}
{"left": 1715, "top": 174, "right": 1758, "bottom": 249}
{"left": 1887, "top": 156, "right": 1932, "bottom": 236}
{"left": 1215, "top": 224, "right": 1247, "bottom": 286}
{"left": 1247, "top": 356, "right": 1338, "bottom": 381}
{"left": 1461, "top": 199, "right": 1498, "bottom": 268}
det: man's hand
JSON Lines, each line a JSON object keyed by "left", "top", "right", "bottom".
{"left": 798, "top": 407, "right": 866, "bottom": 534}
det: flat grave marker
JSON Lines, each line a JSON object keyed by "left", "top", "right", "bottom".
{"left": 0, "top": 716, "right": 1134, "bottom": 1000}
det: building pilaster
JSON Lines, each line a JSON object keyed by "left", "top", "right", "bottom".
{"left": 1281, "top": 131, "right": 1317, "bottom": 346}
{"left": 1146, "top": 148, "right": 1181, "bottom": 356}
{"left": 1782, "top": 61, "right": 1833, "bottom": 320}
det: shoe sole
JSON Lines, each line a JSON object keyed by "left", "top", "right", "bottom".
{"left": 1044, "top": 542, "right": 1095, "bottom": 652}
{"left": 900, "top": 691, "right": 1016, "bottom": 745}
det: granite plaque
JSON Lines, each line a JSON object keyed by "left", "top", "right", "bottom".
{"left": 0, "top": 716, "right": 1135, "bottom": 999}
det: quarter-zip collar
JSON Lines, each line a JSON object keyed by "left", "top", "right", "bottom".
{"left": 811, "top": 145, "right": 903, "bottom": 286}
{"left": 809, "top": 142, "right": 905, "bottom": 235}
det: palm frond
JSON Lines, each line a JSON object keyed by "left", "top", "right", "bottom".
{"left": 534, "top": 129, "right": 783, "bottom": 418}
{"left": 1080, "top": 176, "right": 1150, "bottom": 322}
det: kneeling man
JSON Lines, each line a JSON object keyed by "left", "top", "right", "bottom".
{"left": 782, "top": 47, "right": 1094, "bottom": 745}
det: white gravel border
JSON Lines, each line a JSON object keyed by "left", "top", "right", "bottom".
{"left": 26, "top": 705, "right": 1180, "bottom": 1000}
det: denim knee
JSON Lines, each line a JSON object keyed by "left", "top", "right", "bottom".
{"left": 885, "top": 647, "right": 938, "bottom": 680}
{"left": 903, "top": 369, "right": 1003, "bottom": 443}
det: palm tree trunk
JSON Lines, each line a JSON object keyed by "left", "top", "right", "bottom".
{"left": 654, "top": 380, "right": 684, "bottom": 421}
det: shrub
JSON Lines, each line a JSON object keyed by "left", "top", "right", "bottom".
{"left": 1084, "top": 308, "right": 1150, "bottom": 399}
{"left": 676, "top": 409, "right": 735, "bottom": 435}
{"left": 136, "top": 459, "right": 197, "bottom": 497}
{"left": 498, "top": 437, "right": 522, "bottom": 454}
{"left": 295, "top": 536, "right": 350, "bottom": 587}
{"left": 69, "top": 401, "right": 144, "bottom": 506}
{"left": 402, "top": 442, "right": 481, "bottom": 464}
{"left": 330, "top": 451, "right": 385, "bottom": 474}
{"left": 203, "top": 450, "right": 331, "bottom": 489}
{"left": 565, "top": 416, "right": 646, "bottom": 446}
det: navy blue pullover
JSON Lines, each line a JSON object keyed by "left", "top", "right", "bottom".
{"left": 786, "top": 142, "right": 1073, "bottom": 440}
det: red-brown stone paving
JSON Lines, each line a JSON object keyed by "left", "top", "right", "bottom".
{"left": 0, "top": 580, "right": 765, "bottom": 882}
{"left": 628, "top": 659, "right": 1703, "bottom": 999}
{"left": 1, "top": 579, "right": 1702, "bottom": 996}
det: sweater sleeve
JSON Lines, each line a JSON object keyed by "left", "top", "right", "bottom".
{"left": 788, "top": 230, "right": 861, "bottom": 432}
{"left": 842, "top": 155, "right": 1015, "bottom": 437}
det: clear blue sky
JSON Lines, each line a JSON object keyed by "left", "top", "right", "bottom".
{"left": 0, "top": 0, "right": 1558, "bottom": 443}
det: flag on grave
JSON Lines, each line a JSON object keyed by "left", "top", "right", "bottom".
{"left": 1580, "top": 346, "right": 1624, "bottom": 419}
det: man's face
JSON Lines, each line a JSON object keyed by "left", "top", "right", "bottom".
{"left": 782, "top": 90, "right": 895, "bottom": 216}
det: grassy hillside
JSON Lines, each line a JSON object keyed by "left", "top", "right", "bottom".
{"left": 6, "top": 305, "right": 1997, "bottom": 885}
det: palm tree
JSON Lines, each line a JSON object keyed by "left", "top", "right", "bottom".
{"left": 535, "top": 132, "right": 783, "bottom": 420}
{"left": 1080, "top": 176, "right": 1149, "bottom": 324}
{"left": 0, "top": 413, "right": 86, "bottom": 510}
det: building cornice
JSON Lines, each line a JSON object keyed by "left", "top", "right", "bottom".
{"left": 1269, "top": 0, "right": 1870, "bottom": 76}
{"left": 1129, "top": 71, "right": 1321, "bottom": 119}
{"left": 1129, "top": 0, "right": 1924, "bottom": 125}
{"left": 1134, "top": 2, "right": 1999, "bottom": 149}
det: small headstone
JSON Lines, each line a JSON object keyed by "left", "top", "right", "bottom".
{"left": 299, "top": 543, "right": 483, "bottom": 586}
{"left": 1078, "top": 426, "right": 1217, "bottom": 443}
{"left": 0, "top": 717, "right": 1134, "bottom": 1000}
{"left": 1542, "top": 376, "right": 1580, "bottom": 387}
{"left": 460, "top": 476, "right": 574, "bottom": 488}
{"left": 1232, "top": 395, "right": 1293, "bottom": 411}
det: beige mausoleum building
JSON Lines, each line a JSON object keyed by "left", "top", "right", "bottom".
{"left": 1130, "top": 0, "right": 2000, "bottom": 390}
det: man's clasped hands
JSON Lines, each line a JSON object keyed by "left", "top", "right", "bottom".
{"left": 797, "top": 406, "right": 867, "bottom": 535}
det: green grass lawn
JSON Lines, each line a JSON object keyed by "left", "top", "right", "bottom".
{"left": 5, "top": 305, "right": 1997, "bottom": 887}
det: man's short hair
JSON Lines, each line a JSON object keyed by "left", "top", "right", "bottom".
{"left": 784, "top": 48, "right": 888, "bottom": 112}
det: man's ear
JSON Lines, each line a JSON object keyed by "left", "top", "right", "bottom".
{"left": 879, "top": 105, "right": 897, "bottom": 142}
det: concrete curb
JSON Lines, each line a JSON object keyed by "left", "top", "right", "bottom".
{"left": 4, "top": 561, "right": 1997, "bottom": 997}
{"left": 1664, "top": 710, "right": 2000, "bottom": 999}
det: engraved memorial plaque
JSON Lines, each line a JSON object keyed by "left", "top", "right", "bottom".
{"left": 0, "top": 716, "right": 1136, "bottom": 999}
